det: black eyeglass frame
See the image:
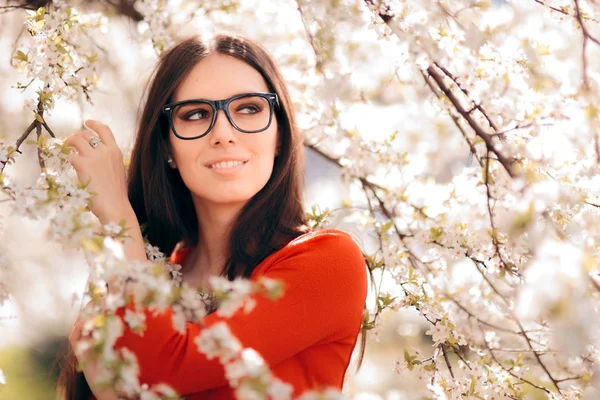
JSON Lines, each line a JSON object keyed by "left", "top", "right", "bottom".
{"left": 162, "top": 92, "right": 280, "bottom": 140}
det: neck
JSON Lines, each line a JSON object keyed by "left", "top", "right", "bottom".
{"left": 188, "top": 197, "right": 245, "bottom": 276}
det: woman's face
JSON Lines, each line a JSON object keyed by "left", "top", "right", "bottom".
{"left": 168, "top": 53, "right": 279, "bottom": 209}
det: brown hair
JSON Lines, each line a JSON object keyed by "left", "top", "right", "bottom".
{"left": 128, "top": 34, "right": 309, "bottom": 277}
{"left": 57, "top": 34, "right": 366, "bottom": 398}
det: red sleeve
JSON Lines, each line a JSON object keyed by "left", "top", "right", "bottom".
{"left": 113, "top": 230, "right": 367, "bottom": 395}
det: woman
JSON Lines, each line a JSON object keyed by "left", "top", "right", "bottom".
{"left": 58, "top": 34, "right": 368, "bottom": 399}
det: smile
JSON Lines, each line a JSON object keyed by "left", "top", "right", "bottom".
{"left": 208, "top": 161, "right": 248, "bottom": 176}
{"left": 208, "top": 160, "right": 249, "bottom": 169}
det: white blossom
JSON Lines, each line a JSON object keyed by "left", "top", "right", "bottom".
{"left": 195, "top": 322, "right": 242, "bottom": 363}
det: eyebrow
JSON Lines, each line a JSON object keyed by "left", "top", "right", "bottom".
{"left": 174, "top": 91, "right": 269, "bottom": 103}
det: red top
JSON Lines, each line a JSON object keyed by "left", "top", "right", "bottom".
{"left": 98, "top": 229, "right": 367, "bottom": 399}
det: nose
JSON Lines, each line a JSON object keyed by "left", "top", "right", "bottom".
{"left": 208, "top": 109, "right": 237, "bottom": 146}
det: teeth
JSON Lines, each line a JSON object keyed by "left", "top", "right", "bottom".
{"left": 210, "top": 160, "right": 246, "bottom": 169}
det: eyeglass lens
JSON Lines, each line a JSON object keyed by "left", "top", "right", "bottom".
{"left": 171, "top": 95, "right": 271, "bottom": 138}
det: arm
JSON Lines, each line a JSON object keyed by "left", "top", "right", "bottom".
{"left": 66, "top": 120, "right": 148, "bottom": 400}
{"left": 67, "top": 120, "right": 148, "bottom": 264}
{"left": 77, "top": 203, "right": 145, "bottom": 400}
{"left": 113, "top": 230, "right": 368, "bottom": 395}
{"left": 103, "top": 203, "right": 148, "bottom": 263}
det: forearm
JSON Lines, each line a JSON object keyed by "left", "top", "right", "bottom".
{"left": 88, "top": 205, "right": 145, "bottom": 400}
{"left": 81, "top": 360, "right": 120, "bottom": 400}
{"left": 89, "top": 384, "right": 120, "bottom": 400}
{"left": 100, "top": 203, "right": 148, "bottom": 263}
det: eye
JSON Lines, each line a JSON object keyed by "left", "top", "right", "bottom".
{"left": 184, "top": 109, "right": 210, "bottom": 120}
{"left": 236, "top": 104, "right": 261, "bottom": 115}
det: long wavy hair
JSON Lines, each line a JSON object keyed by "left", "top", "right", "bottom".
{"left": 57, "top": 34, "right": 366, "bottom": 399}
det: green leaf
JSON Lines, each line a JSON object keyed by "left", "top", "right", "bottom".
{"left": 80, "top": 237, "right": 104, "bottom": 253}
{"left": 509, "top": 202, "right": 535, "bottom": 236}
{"left": 35, "top": 6, "right": 45, "bottom": 21}
{"left": 55, "top": 43, "right": 68, "bottom": 54}
{"left": 377, "top": 294, "right": 397, "bottom": 310}
{"left": 381, "top": 220, "right": 393, "bottom": 233}
{"left": 12, "top": 50, "right": 28, "bottom": 63}
{"left": 38, "top": 89, "right": 54, "bottom": 106}
{"left": 473, "top": 0, "right": 490, "bottom": 9}
{"left": 559, "top": 5, "right": 571, "bottom": 14}
{"left": 403, "top": 349, "right": 414, "bottom": 371}
{"left": 430, "top": 226, "right": 444, "bottom": 241}
{"left": 423, "top": 363, "right": 436, "bottom": 372}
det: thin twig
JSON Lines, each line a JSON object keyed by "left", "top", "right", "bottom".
{"left": 479, "top": 322, "right": 554, "bottom": 395}
{"left": 533, "top": 0, "right": 600, "bottom": 23}
{"left": 419, "top": 69, "right": 484, "bottom": 168}
{"left": 295, "top": 0, "right": 324, "bottom": 73}
{"left": 36, "top": 122, "right": 45, "bottom": 171}
{"left": 533, "top": 0, "right": 572, "bottom": 16}
{"left": 0, "top": 119, "right": 36, "bottom": 174}
{"left": 573, "top": 0, "right": 600, "bottom": 163}
{"left": 471, "top": 259, "right": 562, "bottom": 393}
{"left": 41, "top": 120, "right": 56, "bottom": 138}
{"left": 488, "top": 348, "right": 556, "bottom": 354}
{"left": 441, "top": 344, "right": 455, "bottom": 379}
{"left": 555, "top": 376, "right": 583, "bottom": 383}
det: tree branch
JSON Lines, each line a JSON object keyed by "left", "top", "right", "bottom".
{"left": 426, "top": 64, "right": 517, "bottom": 178}
{"left": 433, "top": 61, "right": 501, "bottom": 134}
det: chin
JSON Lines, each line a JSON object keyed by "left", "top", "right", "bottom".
{"left": 207, "top": 190, "right": 260, "bottom": 206}
{"left": 193, "top": 180, "right": 270, "bottom": 207}
{"left": 214, "top": 196, "right": 252, "bottom": 205}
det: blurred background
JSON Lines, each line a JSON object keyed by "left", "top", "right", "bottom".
{"left": 0, "top": 0, "right": 471, "bottom": 398}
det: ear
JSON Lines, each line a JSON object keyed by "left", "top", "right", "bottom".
{"left": 167, "top": 155, "right": 177, "bottom": 169}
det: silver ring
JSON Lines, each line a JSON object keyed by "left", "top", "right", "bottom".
{"left": 89, "top": 136, "right": 101, "bottom": 149}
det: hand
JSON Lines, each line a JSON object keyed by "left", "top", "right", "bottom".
{"left": 66, "top": 120, "right": 130, "bottom": 225}
{"left": 69, "top": 314, "right": 120, "bottom": 400}
{"left": 69, "top": 315, "right": 100, "bottom": 387}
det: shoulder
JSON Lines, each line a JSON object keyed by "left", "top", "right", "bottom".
{"left": 255, "top": 228, "right": 366, "bottom": 277}
{"left": 287, "top": 228, "right": 362, "bottom": 254}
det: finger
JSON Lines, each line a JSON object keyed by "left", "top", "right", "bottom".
{"left": 66, "top": 134, "right": 96, "bottom": 156}
{"left": 68, "top": 153, "right": 91, "bottom": 183}
{"left": 69, "top": 318, "right": 83, "bottom": 343}
{"left": 84, "top": 120, "right": 117, "bottom": 148}
{"left": 68, "top": 151, "right": 82, "bottom": 169}
{"left": 81, "top": 130, "right": 107, "bottom": 151}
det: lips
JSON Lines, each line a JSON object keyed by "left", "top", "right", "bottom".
{"left": 204, "top": 157, "right": 249, "bottom": 168}
{"left": 208, "top": 160, "right": 248, "bottom": 169}
{"left": 205, "top": 159, "right": 248, "bottom": 176}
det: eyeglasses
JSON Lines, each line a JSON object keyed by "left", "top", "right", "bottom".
{"left": 162, "top": 92, "right": 280, "bottom": 140}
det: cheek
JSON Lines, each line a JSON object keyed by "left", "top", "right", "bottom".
{"left": 170, "top": 137, "right": 201, "bottom": 165}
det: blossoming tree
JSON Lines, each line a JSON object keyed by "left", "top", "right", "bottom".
{"left": 1, "top": 0, "right": 600, "bottom": 399}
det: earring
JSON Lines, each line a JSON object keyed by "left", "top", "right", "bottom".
{"left": 167, "top": 158, "right": 173, "bottom": 165}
